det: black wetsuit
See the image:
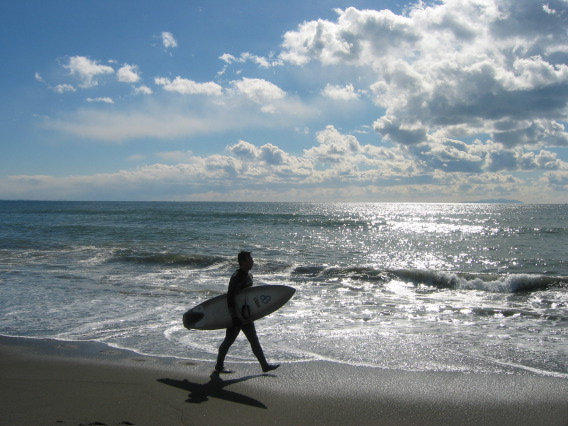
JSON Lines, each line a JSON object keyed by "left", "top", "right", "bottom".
{"left": 215, "top": 268, "right": 269, "bottom": 371}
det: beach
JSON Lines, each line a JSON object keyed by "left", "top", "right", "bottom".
{"left": 2, "top": 202, "right": 567, "bottom": 425}
{"left": 1, "top": 336, "right": 567, "bottom": 426}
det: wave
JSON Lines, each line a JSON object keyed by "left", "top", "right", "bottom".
{"left": 108, "top": 249, "right": 228, "bottom": 268}
{"left": 291, "top": 264, "right": 567, "bottom": 293}
{"left": 292, "top": 265, "right": 390, "bottom": 282}
{"left": 59, "top": 241, "right": 568, "bottom": 294}
{"left": 389, "top": 270, "right": 567, "bottom": 293}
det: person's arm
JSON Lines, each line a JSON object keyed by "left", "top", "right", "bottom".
{"left": 227, "top": 272, "right": 242, "bottom": 326}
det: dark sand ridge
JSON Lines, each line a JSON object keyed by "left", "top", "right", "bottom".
{"left": 0, "top": 336, "right": 567, "bottom": 425}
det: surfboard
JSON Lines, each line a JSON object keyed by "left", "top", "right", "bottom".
{"left": 183, "top": 285, "right": 295, "bottom": 330}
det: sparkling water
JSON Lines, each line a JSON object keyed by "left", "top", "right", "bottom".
{"left": 1, "top": 201, "right": 566, "bottom": 376}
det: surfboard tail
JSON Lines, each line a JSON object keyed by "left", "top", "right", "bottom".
{"left": 183, "top": 310, "right": 204, "bottom": 329}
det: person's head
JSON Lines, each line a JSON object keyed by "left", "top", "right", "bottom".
{"left": 238, "top": 251, "right": 254, "bottom": 271}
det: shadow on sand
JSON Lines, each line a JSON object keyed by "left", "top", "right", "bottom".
{"left": 158, "top": 372, "right": 273, "bottom": 409}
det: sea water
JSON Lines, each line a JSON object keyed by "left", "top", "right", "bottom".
{"left": 0, "top": 201, "right": 566, "bottom": 377}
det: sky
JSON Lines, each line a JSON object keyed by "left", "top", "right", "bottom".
{"left": 1, "top": 0, "right": 567, "bottom": 203}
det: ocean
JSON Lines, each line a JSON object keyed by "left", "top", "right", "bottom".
{"left": 1, "top": 201, "right": 566, "bottom": 377}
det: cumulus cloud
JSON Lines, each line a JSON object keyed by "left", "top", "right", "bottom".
{"left": 305, "top": 125, "right": 362, "bottom": 164}
{"left": 322, "top": 83, "right": 359, "bottom": 101}
{"left": 226, "top": 140, "right": 313, "bottom": 180}
{"left": 228, "top": 140, "right": 289, "bottom": 166}
{"left": 542, "top": 170, "right": 568, "bottom": 190}
{"left": 64, "top": 56, "right": 114, "bottom": 88}
{"left": 279, "top": 1, "right": 568, "bottom": 149}
{"left": 53, "top": 84, "right": 76, "bottom": 93}
{"left": 226, "top": 78, "right": 288, "bottom": 114}
{"left": 228, "top": 140, "right": 258, "bottom": 161}
{"left": 493, "top": 120, "right": 568, "bottom": 147}
{"left": 5, "top": 125, "right": 568, "bottom": 201}
{"left": 116, "top": 64, "right": 141, "bottom": 83}
{"left": 155, "top": 76, "right": 223, "bottom": 96}
{"left": 133, "top": 85, "right": 153, "bottom": 95}
{"left": 302, "top": 125, "right": 418, "bottom": 183}
{"left": 408, "top": 137, "right": 565, "bottom": 174}
{"left": 230, "top": 78, "right": 286, "bottom": 104}
{"left": 161, "top": 31, "right": 178, "bottom": 49}
{"left": 374, "top": 115, "right": 428, "bottom": 145}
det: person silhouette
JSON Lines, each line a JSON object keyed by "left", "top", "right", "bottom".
{"left": 214, "top": 251, "right": 280, "bottom": 374}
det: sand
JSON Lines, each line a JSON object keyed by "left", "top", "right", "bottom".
{"left": 0, "top": 335, "right": 566, "bottom": 426}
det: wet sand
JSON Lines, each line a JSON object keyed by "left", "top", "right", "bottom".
{"left": 0, "top": 335, "right": 566, "bottom": 425}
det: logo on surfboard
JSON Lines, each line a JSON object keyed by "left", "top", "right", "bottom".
{"left": 253, "top": 295, "right": 272, "bottom": 308}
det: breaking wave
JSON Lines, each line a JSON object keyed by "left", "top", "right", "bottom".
{"left": 291, "top": 265, "right": 567, "bottom": 293}
{"left": 388, "top": 269, "right": 566, "bottom": 293}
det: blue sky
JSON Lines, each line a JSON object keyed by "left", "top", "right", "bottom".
{"left": 1, "top": 0, "right": 567, "bottom": 202}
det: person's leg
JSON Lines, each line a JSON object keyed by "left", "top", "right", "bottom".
{"left": 241, "top": 323, "right": 279, "bottom": 372}
{"left": 215, "top": 326, "right": 240, "bottom": 371}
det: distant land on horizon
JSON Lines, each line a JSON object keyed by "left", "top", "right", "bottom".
{"left": 463, "top": 199, "right": 524, "bottom": 204}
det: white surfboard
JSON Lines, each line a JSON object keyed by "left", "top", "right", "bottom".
{"left": 183, "top": 285, "right": 296, "bottom": 330}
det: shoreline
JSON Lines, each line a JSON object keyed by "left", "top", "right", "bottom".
{"left": 1, "top": 336, "right": 567, "bottom": 425}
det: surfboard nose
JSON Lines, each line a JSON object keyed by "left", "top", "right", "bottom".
{"left": 286, "top": 286, "right": 296, "bottom": 298}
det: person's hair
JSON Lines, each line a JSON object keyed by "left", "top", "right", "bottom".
{"left": 238, "top": 251, "right": 252, "bottom": 265}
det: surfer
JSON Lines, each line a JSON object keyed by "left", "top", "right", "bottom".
{"left": 215, "top": 251, "right": 280, "bottom": 374}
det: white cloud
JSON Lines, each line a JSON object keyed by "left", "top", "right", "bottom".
{"left": 42, "top": 89, "right": 317, "bottom": 142}
{"left": 542, "top": 170, "right": 568, "bottom": 189}
{"left": 161, "top": 31, "right": 177, "bottom": 49}
{"left": 116, "top": 64, "right": 141, "bottom": 83}
{"left": 220, "top": 51, "right": 283, "bottom": 68}
{"left": 53, "top": 84, "right": 76, "bottom": 93}
{"left": 4, "top": 126, "right": 568, "bottom": 201}
{"left": 305, "top": 125, "right": 362, "bottom": 164}
{"left": 220, "top": 53, "right": 237, "bottom": 64}
{"left": 28, "top": 0, "right": 567, "bottom": 202}
{"left": 228, "top": 140, "right": 258, "bottom": 161}
{"left": 226, "top": 140, "right": 314, "bottom": 180}
{"left": 493, "top": 119, "right": 568, "bottom": 148}
{"left": 228, "top": 141, "right": 288, "bottom": 166}
{"left": 322, "top": 83, "right": 359, "bottom": 101}
{"left": 44, "top": 108, "right": 218, "bottom": 141}
{"left": 407, "top": 137, "right": 566, "bottom": 174}
{"left": 155, "top": 76, "right": 223, "bottom": 96}
{"left": 542, "top": 4, "right": 557, "bottom": 15}
{"left": 260, "top": 144, "right": 287, "bottom": 167}
{"left": 280, "top": 7, "right": 417, "bottom": 66}
{"left": 279, "top": 1, "right": 568, "bottom": 151}
{"left": 373, "top": 115, "right": 428, "bottom": 145}
{"left": 231, "top": 77, "right": 286, "bottom": 104}
{"left": 64, "top": 56, "right": 114, "bottom": 88}
{"left": 303, "top": 125, "right": 416, "bottom": 181}
{"left": 133, "top": 85, "right": 153, "bottom": 95}
{"left": 86, "top": 97, "right": 114, "bottom": 104}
